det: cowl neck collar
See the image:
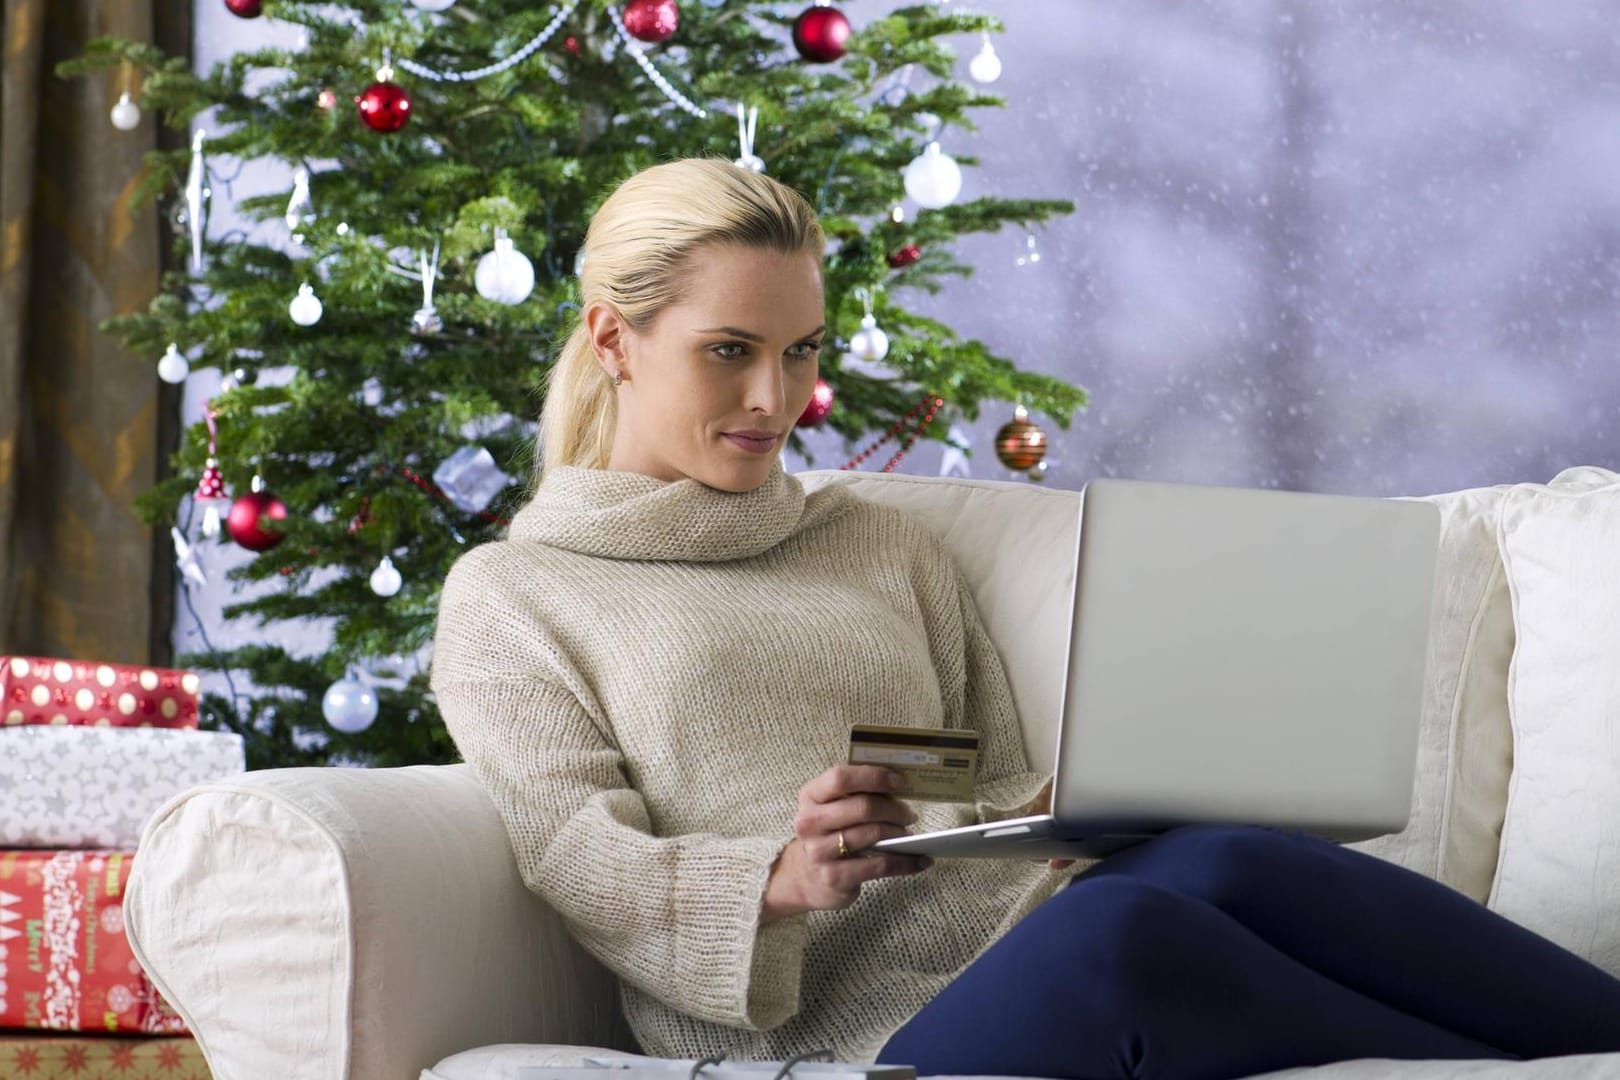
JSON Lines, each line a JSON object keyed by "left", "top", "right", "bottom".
{"left": 508, "top": 460, "right": 840, "bottom": 562}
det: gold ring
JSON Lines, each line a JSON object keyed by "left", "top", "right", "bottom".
{"left": 836, "top": 830, "right": 850, "bottom": 859}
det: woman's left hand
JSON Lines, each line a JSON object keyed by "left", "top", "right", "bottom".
{"left": 1019, "top": 776, "right": 1075, "bottom": 871}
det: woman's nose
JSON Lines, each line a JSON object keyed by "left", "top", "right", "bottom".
{"left": 745, "top": 361, "right": 787, "bottom": 415}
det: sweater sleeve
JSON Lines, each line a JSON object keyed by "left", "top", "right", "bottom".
{"left": 431, "top": 556, "right": 807, "bottom": 1031}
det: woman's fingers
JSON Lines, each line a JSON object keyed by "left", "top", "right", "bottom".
{"left": 821, "top": 821, "right": 910, "bottom": 859}
{"left": 794, "top": 792, "right": 914, "bottom": 839}
{"left": 809, "top": 825, "right": 930, "bottom": 905}
{"left": 800, "top": 764, "right": 901, "bottom": 806}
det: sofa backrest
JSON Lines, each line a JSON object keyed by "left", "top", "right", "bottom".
{"left": 798, "top": 471, "right": 1081, "bottom": 776}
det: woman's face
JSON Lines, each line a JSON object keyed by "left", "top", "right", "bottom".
{"left": 588, "top": 242, "right": 825, "bottom": 493}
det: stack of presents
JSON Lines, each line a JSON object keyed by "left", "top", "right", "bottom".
{"left": 2, "top": 656, "right": 245, "bottom": 1078}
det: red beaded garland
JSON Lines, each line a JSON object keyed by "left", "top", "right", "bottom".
{"left": 841, "top": 395, "right": 942, "bottom": 471}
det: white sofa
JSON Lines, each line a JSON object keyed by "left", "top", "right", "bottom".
{"left": 123, "top": 466, "right": 1620, "bottom": 1080}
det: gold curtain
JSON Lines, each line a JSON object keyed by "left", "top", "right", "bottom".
{"left": 0, "top": 0, "right": 188, "bottom": 663}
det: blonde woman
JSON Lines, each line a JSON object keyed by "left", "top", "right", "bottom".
{"left": 430, "top": 158, "right": 1620, "bottom": 1079}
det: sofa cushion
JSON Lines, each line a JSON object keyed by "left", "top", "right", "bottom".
{"left": 424, "top": 1043, "right": 1620, "bottom": 1079}
{"left": 1346, "top": 484, "right": 1516, "bottom": 903}
{"left": 1488, "top": 466, "right": 1620, "bottom": 976}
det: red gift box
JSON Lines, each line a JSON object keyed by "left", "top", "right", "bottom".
{"left": 0, "top": 1035, "right": 208, "bottom": 1079}
{"left": 0, "top": 851, "right": 188, "bottom": 1034}
{"left": 1, "top": 657, "right": 199, "bottom": 730}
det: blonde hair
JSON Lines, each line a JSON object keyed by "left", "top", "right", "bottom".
{"left": 535, "top": 157, "right": 825, "bottom": 484}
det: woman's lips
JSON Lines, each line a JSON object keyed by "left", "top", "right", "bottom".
{"left": 723, "top": 432, "right": 779, "bottom": 454}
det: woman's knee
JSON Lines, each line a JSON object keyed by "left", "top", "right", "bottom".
{"left": 1046, "top": 876, "right": 1215, "bottom": 994}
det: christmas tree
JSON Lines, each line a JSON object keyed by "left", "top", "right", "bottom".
{"left": 63, "top": 0, "right": 1087, "bottom": 770}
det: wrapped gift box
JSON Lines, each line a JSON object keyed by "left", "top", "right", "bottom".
{"left": 0, "top": 727, "right": 244, "bottom": 849}
{"left": 0, "top": 850, "right": 188, "bottom": 1034}
{"left": 0, "top": 1035, "right": 207, "bottom": 1079}
{"left": 2, "top": 657, "right": 200, "bottom": 730}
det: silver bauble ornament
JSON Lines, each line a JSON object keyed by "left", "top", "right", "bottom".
{"left": 849, "top": 314, "right": 889, "bottom": 362}
{"left": 322, "top": 677, "right": 378, "bottom": 733}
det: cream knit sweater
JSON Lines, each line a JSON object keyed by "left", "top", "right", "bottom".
{"left": 430, "top": 460, "right": 1073, "bottom": 1063}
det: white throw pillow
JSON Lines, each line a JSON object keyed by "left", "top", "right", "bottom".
{"left": 1488, "top": 467, "right": 1620, "bottom": 976}
{"left": 1347, "top": 485, "right": 1515, "bottom": 903}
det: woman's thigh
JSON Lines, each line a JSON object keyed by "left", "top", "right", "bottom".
{"left": 1081, "top": 824, "right": 1620, "bottom": 1059}
{"left": 877, "top": 874, "right": 1505, "bottom": 1080}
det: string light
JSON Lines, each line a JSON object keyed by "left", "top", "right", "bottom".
{"left": 395, "top": 2, "right": 580, "bottom": 82}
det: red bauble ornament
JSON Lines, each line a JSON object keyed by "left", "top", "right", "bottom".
{"left": 623, "top": 0, "right": 679, "bottom": 44}
{"left": 563, "top": 35, "right": 581, "bottom": 56}
{"left": 797, "top": 379, "right": 835, "bottom": 427}
{"left": 887, "top": 243, "right": 921, "bottom": 269}
{"left": 223, "top": 0, "right": 262, "bottom": 17}
{"left": 357, "top": 81, "right": 412, "bottom": 133}
{"left": 793, "top": 4, "right": 851, "bottom": 63}
{"left": 226, "top": 489, "right": 289, "bottom": 552}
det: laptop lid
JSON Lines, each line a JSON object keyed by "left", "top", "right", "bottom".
{"left": 1048, "top": 478, "right": 1440, "bottom": 841}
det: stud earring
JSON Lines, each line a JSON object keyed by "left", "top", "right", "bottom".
{"left": 612, "top": 370, "right": 623, "bottom": 386}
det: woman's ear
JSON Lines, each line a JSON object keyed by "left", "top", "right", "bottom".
{"left": 585, "top": 301, "right": 627, "bottom": 379}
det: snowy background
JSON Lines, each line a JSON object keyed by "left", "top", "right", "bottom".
{"left": 176, "top": 0, "right": 1620, "bottom": 677}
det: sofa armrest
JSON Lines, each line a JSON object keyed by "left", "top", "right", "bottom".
{"left": 125, "top": 762, "right": 638, "bottom": 1080}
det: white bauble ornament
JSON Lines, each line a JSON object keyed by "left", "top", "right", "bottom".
{"left": 369, "top": 555, "right": 403, "bottom": 598}
{"left": 903, "top": 142, "right": 963, "bottom": 209}
{"left": 849, "top": 314, "right": 889, "bottom": 362}
{"left": 322, "top": 677, "right": 378, "bottom": 734}
{"left": 475, "top": 231, "right": 535, "bottom": 305}
{"left": 289, "top": 282, "right": 324, "bottom": 326}
{"left": 968, "top": 37, "right": 1002, "bottom": 84}
{"left": 157, "top": 343, "right": 189, "bottom": 384}
{"left": 110, "top": 92, "right": 142, "bottom": 131}
{"left": 408, "top": 0, "right": 457, "bottom": 8}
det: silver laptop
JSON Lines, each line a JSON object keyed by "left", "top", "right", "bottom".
{"left": 872, "top": 477, "right": 1441, "bottom": 860}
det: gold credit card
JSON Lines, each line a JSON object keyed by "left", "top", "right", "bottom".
{"left": 848, "top": 723, "right": 980, "bottom": 803}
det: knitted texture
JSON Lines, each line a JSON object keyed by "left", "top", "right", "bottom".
{"left": 430, "top": 460, "right": 1071, "bottom": 1063}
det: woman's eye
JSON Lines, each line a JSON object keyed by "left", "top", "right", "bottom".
{"left": 711, "top": 342, "right": 821, "bottom": 360}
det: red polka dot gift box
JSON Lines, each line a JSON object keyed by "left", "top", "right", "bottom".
{"left": 1, "top": 658, "right": 200, "bottom": 730}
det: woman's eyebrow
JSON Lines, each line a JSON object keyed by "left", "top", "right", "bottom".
{"left": 693, "top": 324, "right": 827, "bottom": 342}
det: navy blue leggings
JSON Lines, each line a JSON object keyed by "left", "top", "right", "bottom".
{"left": 877, "top": 824, "right": 1620, "bottom": 1080}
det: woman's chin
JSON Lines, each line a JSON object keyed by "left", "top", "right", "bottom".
{"left": 702, "top": 453, "right": 780, "bottom": 492}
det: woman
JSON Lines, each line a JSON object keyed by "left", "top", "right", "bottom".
{"left": 430, "top": 158, "right": 1620, "bottom": 1080}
